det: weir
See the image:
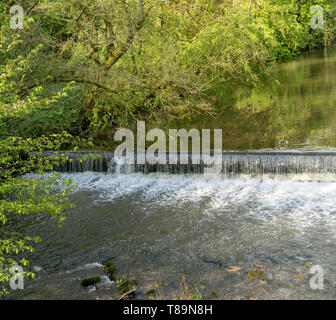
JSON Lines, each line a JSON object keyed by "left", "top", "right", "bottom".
{"left": 49, "top": 151, "right": 336, "bottom": 175}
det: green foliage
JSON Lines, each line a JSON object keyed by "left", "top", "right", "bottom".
{"left": 0, "top": 3, "right": 99, "bottom": 296}
{"left": 1, "top": 0, "right": 335, "bottom": 136}
{"left": 103, "top": 262, "right": 117, "bottom": 280}
{"left": 181, "top": 0, "right": 335, "bottom": 104}
{"left": 0, "top": 33, "right": 92, "bottom": 295}
{"left": 117, "top": 278, "right": 138, "bottom": 294}
{"left": 1, "top": 86, "right": 82, "bottom": 138}
{"left": 0, "top": 132, "right": 94, "bottom": 296}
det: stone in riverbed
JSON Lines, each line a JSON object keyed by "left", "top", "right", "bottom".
{"left": 81, "top": 276, "right": 101, "bottom": 287}
{"left": 117, "top": 278, "right": 138, "bottom": 294}
{"left": 248, "top": 269, "right": 265, "bottom": 281}
{"left": 146, "top": 289, "right": 156, "bottom": 295}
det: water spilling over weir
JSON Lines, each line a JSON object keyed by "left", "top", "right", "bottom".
{"left": 50, "top": 151, "right": 336, "bottom": 175}
{"left": 17, "top": 150, "right": 336, "bottom": 300}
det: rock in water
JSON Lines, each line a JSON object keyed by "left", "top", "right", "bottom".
{"left": 81, "top": 276, "right": 101, "bottom": 287}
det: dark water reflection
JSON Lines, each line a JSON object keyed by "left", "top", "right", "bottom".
{"left": 164, "top": 49, "right": 336, "bottom": 151}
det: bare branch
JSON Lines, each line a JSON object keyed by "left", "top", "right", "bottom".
{"left": 26, "top": 0, "right": 40, "bottom": 15}
{"left": 76, "top": 0, "right": 95, "bottom": 22}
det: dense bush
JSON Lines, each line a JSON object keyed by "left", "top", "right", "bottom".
{"left": 1, "top": 0, "right": 335, "bottom": 137}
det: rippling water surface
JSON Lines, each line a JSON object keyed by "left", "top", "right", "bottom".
{"left": 7, "top": 172, "right": 336, "bottom": 300}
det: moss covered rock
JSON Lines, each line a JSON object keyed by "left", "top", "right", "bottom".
{"left": 81, "top": 276, "right": 101, "bottom": 287}
{"left": 103, "top": 262, "right": 117, "bottom": 280}
{"left": 117, "top": 278, "right": 138, "bottom": 294}
{"left": 248, "top": 269, "right": 265, "bottom": 281}
{"left": 146, "top": 289, "right": 156, "bottom": 295}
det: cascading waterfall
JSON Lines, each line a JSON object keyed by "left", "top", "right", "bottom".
{"left": 49, "top": 151, "right": 336, "bottom": 175}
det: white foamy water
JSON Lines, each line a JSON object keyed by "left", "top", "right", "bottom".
{"left": 64, "top": 172, "right": 336, "bottom": 223}
{"left": 66, "top": 262, "right": 103, "bottom": 274}
{"left": 14, "top": 171, "right": 336, "bottom": 300}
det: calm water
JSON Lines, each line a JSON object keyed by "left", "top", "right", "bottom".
{"left": 7, "top": 49, "right": 336, "bottom": 300}
{"left": 163, "top": 48, "right": 336, "bottom": 151}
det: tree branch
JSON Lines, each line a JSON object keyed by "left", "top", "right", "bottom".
{"left": 104, "top": 2, "right": 152, "bottom": 71}
{"left": 18, "top": 76, "right": 154, "bottom": 97}
{"left": 26, "top": 0, "right": 40, "bottom": 16}
{"left": 76, "top": 0, "right": 95, "bottom": 22}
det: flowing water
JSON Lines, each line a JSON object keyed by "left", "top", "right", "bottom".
{"left": 8, "top": 49, "right": 336, "bottom": 300}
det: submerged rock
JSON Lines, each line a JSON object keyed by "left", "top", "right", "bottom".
{"left": 227, "top": 266, "right": 241, "bottom": 273}
{"left": 248, "top": 269, "right": 266, "bottom": 281}
{"left": 146, "top": 289, "right": 156, "bottom": 295}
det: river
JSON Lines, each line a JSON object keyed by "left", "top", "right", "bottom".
{"left": 7, "top": 49, "right": 336, "bottom": 300}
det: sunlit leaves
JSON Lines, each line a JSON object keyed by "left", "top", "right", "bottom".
{"left": 0, "top": 132, "right": 89, "bottom": 296}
